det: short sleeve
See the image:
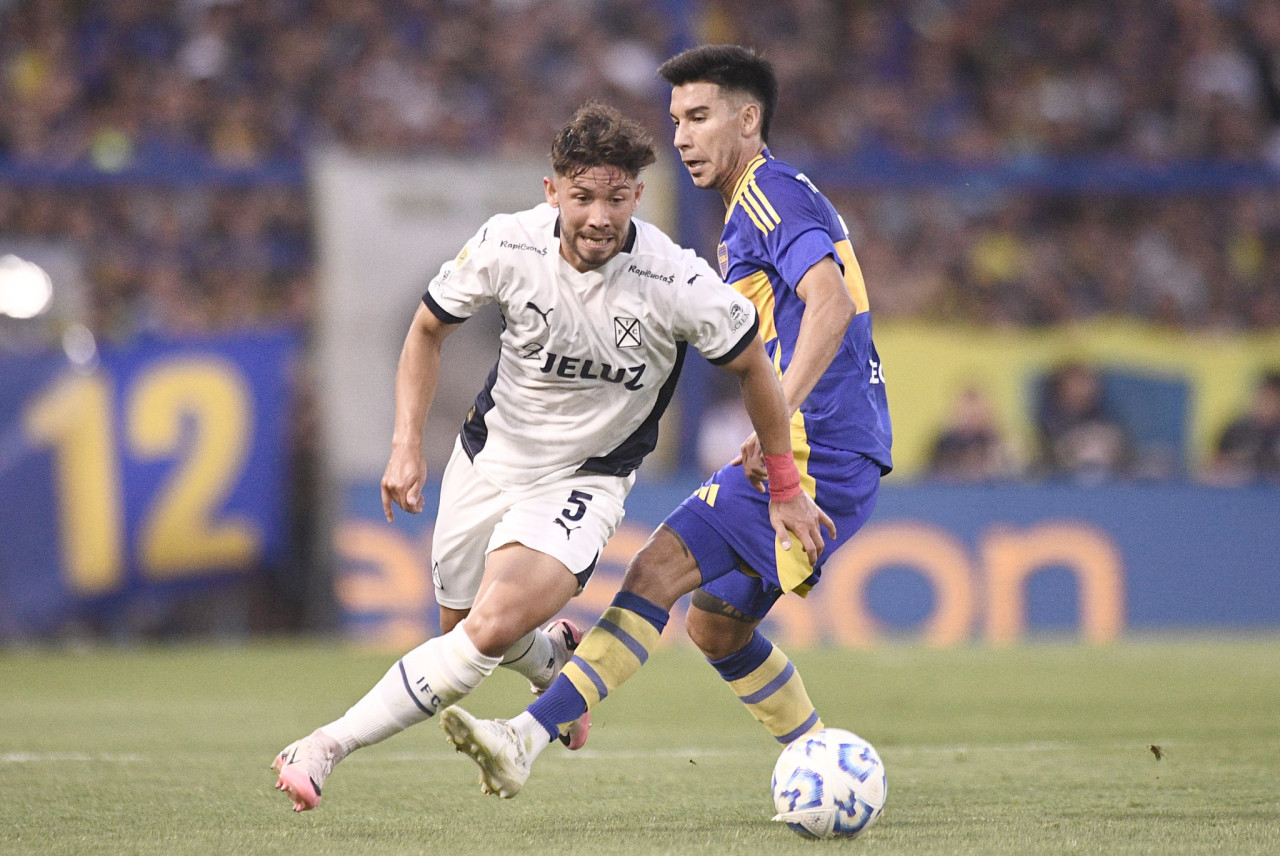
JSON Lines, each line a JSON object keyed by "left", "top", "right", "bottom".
{"left": 675, "top": 251, "right": 760, "bottom": 365}
{"left": 421, "top": 220, "right": 497, "bottom": 323}
{"left": 759, "top": 175, "right": 841, "bottom": 287}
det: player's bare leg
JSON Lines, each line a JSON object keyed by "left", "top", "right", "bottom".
{"left": 440, "top": 601, "right": 586, "bottom": 746}
{"left": 685, "top": 595, "right": 757, "bottom": 659}
{"left": 438, "top": 604, "right": 469, "bottom": 633}
{"left": 272, "top": 545, "right": 579, "bottom": 811}
{"left": 461, "top": 544, "right": 582, "bottom": 658}
{"left": 464, "top": 547, "right": 593, "bottom": 747}
{"left": 445, "top": 526, "right": 700, "bottom": 796}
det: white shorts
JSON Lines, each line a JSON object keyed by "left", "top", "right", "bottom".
{"left": 430, "top": 441, "right": 632, "bottom": 610}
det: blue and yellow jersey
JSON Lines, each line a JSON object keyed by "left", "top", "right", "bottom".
{"left": 718, "top": 149, "right": 892, "bottom": 473}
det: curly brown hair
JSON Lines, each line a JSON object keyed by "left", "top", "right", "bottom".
{"left": 550, "top": 100, "right": 656, "bottom": 179}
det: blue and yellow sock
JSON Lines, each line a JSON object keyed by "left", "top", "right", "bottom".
{"left": 528, "top": 591, "right": 668, "bottom": 740}
{"left": 708, "top": 630, "right": 823, "bottom": 743}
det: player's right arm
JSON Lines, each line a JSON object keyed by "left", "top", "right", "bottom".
{"left": 381, "top": 301, "right": 458, "bottom": 521}
{"left": 732, "top": 253, "right": 856, "bottom": 478}
{"left": 783, "top": 255, "right": 857, "bottom": 413}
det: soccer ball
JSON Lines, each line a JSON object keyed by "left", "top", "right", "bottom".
{"left": 770, "top": 728, "right": 887, "bottom": 840}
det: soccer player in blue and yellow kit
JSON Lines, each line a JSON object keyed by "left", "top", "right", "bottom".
{"left": 442, "top": 45, "right": 892, "bottom": 798}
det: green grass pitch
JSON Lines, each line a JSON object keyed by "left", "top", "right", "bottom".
{"left": 1, "top": 638, "right": 1277, "bottom": 855}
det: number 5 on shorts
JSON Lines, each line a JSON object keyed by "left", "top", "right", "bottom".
{"left": 561, "top": 489, "right": 594, "bottom": 521}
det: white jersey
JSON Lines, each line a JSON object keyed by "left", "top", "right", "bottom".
{"left": 423, "top": 202, "right": 759, "bottom": 489}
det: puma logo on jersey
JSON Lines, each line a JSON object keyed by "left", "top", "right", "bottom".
{"left": 554, "top": 518, "right": 580, "bottom": 539}
{"left": 526, "top": 301, "right": 554, "bottom": 325}
{"left": 539, "top": 351, "right": 646, "bottom": 389}
{"left": 687, "top": 273, "right": 701, "bottom": 285}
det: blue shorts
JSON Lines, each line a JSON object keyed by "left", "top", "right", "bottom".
{"left": 664, "top": 444, "right": 882, "bottom": 620}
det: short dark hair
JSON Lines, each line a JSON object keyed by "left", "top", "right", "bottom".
{"left": 658, "top": 44, "right": 778, "bottom": 143}
{"left": 550, "top": 101, "right": 656, "bottom": 179}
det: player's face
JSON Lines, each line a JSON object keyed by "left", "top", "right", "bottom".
{"left": 545, "top": 165, "right": 643, "bottom": 273}
{"left": 669, "top": 82, "right": 762, "bottom": 202}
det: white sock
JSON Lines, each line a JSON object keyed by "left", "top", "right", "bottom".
{"left": 509, "top": 711, "right": 553, "bottom": 763}
{"left": 499, "top": 628, "right": 557, "bottom": 688}
{"left": 320, "top": 624, "right": 502, "bottom": 753}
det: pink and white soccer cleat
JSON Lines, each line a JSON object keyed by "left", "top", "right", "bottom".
{"left": 271, "top": 730, "right": 341, "bottom": 811}
{"left": 540, "top": 618, "right": 591, "bottom": 750}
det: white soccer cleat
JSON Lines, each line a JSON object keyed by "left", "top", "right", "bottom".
{"left": 271, "top": 730, "right": 341, "bottom": 812}
{"left": 537, "top": 618, "right": 591, "bottom": 751}
{"left": 440, "top": 706, "right": 532, "bottom": 798}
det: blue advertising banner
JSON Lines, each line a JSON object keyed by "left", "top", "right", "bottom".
{"left": 334, "top": 478, "right": 1280, "bottom": 649}
{"left": 0, "top": 331, "right": 299, "bottom": 636}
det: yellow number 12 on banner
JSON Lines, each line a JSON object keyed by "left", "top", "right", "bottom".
{"left": 22, "top": 359, "right": 260, "bottom": 596}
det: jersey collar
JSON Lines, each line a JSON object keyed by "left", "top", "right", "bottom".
{"left": 727, "top": 148, "right": 772, "bottom": 218}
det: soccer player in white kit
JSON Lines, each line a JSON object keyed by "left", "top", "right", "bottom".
{"left": 271, "top": 101, "right": 831, "bottom": 812}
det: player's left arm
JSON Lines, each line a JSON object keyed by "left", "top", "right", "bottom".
{"left": 721, "top": 336, "right": 836, "bottom": 564}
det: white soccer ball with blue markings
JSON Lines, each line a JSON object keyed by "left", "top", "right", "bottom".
{"left": 771, "top": 728, "right": 887, "bottom": 840}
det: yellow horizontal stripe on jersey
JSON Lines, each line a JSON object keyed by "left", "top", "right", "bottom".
{"left": 732, "top": 270, "right": 777, "bottom": 345}
{"left": 835, "top": 239, "right": 870, "bottom": 314}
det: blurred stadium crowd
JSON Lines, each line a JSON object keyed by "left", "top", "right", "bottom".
{"left": 2, "top": 0, "right": 1279, "bottom": 481}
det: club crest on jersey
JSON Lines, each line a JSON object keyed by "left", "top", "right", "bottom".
{"left": 729, "top": 302, "right": 750, "bottom": 331}
{"left": 717, "top": 242, "right": 729, "bottom": 279}
{"left": 614, "top": 316, "right": 641, "bottom": 348}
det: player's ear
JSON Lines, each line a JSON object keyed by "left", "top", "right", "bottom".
{"left": 741, "top": 102, "right": 762, "bottom": 139}
{"left": 633, "top": 180, "right": 644, "bottom": 206}
{"left": 544, "top": 176, "right": 559, "bottom": 207}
